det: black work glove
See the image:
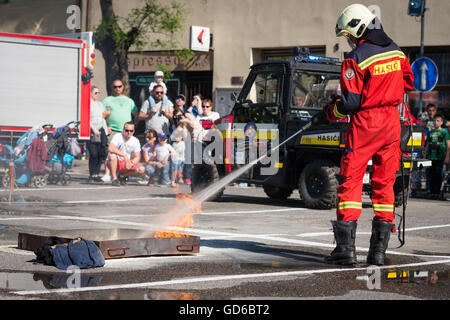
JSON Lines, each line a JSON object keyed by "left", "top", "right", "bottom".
{"left": 311, "top": 107, "right": 329, "bottom": 125}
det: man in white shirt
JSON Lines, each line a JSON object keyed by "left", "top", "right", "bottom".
{"left": 106, "top": 122, "right": 145, "bottom": 186}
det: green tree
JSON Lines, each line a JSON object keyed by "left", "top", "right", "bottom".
{"left": 95, "top": 0, "right": 192, "bottom": 95}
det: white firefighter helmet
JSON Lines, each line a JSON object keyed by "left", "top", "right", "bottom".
{"left": 336, "top": 4, "right": 376, "bottom": 38}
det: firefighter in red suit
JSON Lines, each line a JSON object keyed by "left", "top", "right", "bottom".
{"left": 316, "top": 4, "right": 414, "bottom": 266}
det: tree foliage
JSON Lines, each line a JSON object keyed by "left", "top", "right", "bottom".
{"left": 95, "top": 0, "right": 192, "bottom": 95}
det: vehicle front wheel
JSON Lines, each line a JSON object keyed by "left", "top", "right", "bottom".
{"left": 298, "top": 160, "right": 339, "bottom": 209}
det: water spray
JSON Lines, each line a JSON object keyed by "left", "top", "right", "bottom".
{"left": 145, "top": 118, "right": 318, "bottom": 237}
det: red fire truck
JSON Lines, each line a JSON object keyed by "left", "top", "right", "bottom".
{"left": 0, "top": 32, "right": 94, "bottom": 143}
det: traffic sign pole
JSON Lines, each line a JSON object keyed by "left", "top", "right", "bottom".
{"left": 419, "top": 0, "right": 426, "bottom": 113}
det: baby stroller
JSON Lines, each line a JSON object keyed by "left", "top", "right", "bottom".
{"left": 0, "top": 124, "right": 53, "bottom": 188}
{"left": 46, "top": 121, "right": 80, "bottom": 185}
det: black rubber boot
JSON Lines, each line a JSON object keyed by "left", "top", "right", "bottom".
{"left": 367, "top": 220, "right": 394, "bottom": 266}
{"left": 325, "top": 220, "right": 357, "bottom": 265}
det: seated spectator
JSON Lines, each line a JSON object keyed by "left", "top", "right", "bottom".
{"left": 105, "top": 122, "right": 145, "bottom": 186}
{"left": 146, "top": 132, "right": 177, "bottom": 187}
{"left": 142, "top": 129, "right": 158, "bottom": 186}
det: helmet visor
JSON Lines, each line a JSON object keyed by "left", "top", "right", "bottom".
{"left": 335, "top": 24, "right": 349, "bottom": 37}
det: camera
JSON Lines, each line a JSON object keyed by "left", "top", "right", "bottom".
{"left": 173, "top": 114, "right": 183, "bottom": 121}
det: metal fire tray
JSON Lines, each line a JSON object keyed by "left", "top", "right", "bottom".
{"left": 17, "top": 228, "right": 200, "bottom": 259}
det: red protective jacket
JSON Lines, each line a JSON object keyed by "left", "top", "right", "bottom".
{"left": 327, "top": 39, "right": 414, "bottom": 121}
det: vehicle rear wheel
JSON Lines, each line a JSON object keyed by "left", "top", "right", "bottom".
{"left": 191, "top": 164, "right": 224, "bottom": 201}
{"left": 299, "top": 160, "right": 339, "bottom": 209}
{"left": 263, "top": 185, "right": 294, "bottom": 200}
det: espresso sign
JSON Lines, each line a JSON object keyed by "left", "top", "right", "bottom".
{"left": 128, "top": 51, "right": 212, "bottom": 72}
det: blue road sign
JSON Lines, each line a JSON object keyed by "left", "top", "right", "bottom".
{"left": 411, "top": 57, "right": 439, "bottom": 92}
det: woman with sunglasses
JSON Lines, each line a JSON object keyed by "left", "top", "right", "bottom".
{"left": 184, "top": 94, "right": 203, "bottom": 118}
{"left": 87, "top": 86, "right": 108, "bottom": 183}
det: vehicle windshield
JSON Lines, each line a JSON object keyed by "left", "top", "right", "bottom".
{"left": 291, "top": 71, "right": 340, "bottom": 109}
{"left": 234, "top": 65, "right": 283, "bottom": 124}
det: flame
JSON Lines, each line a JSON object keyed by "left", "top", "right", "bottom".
{"left": 154, "top": 186, "right": 201, "bottom": 238}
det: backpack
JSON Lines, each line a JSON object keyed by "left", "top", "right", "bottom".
{"left": 35, "top": 237, "right": 105, "bottom": 270}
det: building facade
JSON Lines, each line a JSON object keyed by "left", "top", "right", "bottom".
{"left": 1, "top": 0, "right": 449, "bottom": 117}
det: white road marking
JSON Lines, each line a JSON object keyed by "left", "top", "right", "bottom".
{"left": 13, "top": 259, "right": 450, "bottom": 296}
{"left": 296, "top": 224, "right": 450, "bottom": 237}
{"left": 404, "top": 224, "right": 450, "bottom": 232}
{"left": 1, "top": 214, "right": 447, "bottom": 259}
{"left": 0, "top": 196, "right": 171, "bottom": 205}
{"left": 1, "top": 186, "right": 117, "bottom": 192}
{"left": 200, "top": 208, "right": 306, "bottom": 215}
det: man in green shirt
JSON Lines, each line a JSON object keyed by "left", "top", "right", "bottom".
{"left": 103, "top": 79, "right": 137, "bottom": 134}
{"left": 426, "top": 114, "right": 450, "bottom": 197}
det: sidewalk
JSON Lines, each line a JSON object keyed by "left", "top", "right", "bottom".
{"left": 69, "top": 159, "right": 90, "bottom": 177}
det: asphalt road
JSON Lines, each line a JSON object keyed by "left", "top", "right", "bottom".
{"left": 0, "top": 160, "right": 449, "bottom": 306}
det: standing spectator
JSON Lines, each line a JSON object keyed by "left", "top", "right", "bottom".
{"left": 199, "top": 99, "right": 220, "bottom": 129}
{"left": 87, "top": 86, "right": 108, "bottom": 183}
{"left": 173, "top": 94, "right": 186, "bottom": 113}
{"left": 172, "top": 105, "right": 192, "bottom": 185}
{"left": 170, "top": 128, "right": 186, "bottom": 184}
{"left": 184, "top": 94, "right": 203, "bottom": 118}
{"left": 426, "top": 114, "right": 450, "bottom": 198}
{"left": 138, "top": 84, "right": 174, "bottom": 135}
{"left": 102, "top": 80, "right": 138, "bottom": 135}
{"left": 425, "top": 103, "right": 450, "bottom": 131}
{"left": 153, "top": 132, "right": 177, "bottom": 187}
{"left": 411, "top": 112, "right": 430, "bottom": 196}
{"left": 171, "top": 94, "right": 186, "bottom": 130}
{"left": 172, "top": 109, "right": 207, "bottom": 186}
{"left": 106, "top": 122, "right": 145, "bottom": 186}
{"left": 142, "top": 129, "right": 158, "bottom": 186}
{"left": 425, "top": 104, "right": 438, "bottom": 131}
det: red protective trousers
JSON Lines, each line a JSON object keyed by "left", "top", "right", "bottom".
{"left": 337, "top": 106, "right": 401, "bottom": 224}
